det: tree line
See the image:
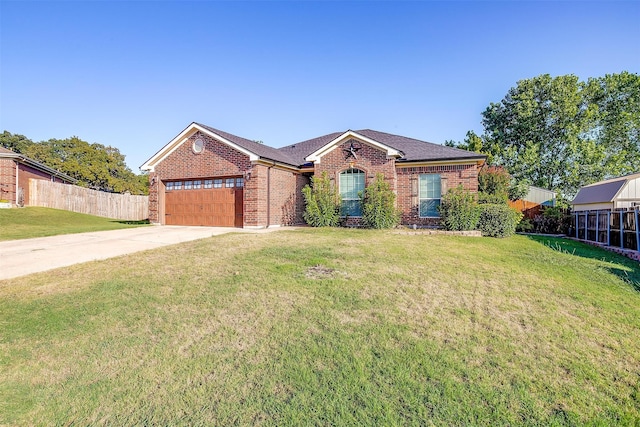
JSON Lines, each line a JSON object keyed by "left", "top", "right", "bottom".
{"left": 0, "top": 132, "right": 148, "bottom": 195}
{"left": 446, "top": 71, "right": 640, "bottom": 200}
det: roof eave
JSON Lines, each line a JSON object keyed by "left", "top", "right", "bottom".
{"left": 304, "top": 130, "right": 402, "bottom": 164}
{"left": 140, "top": 122, "right": 260, "bottom": 172}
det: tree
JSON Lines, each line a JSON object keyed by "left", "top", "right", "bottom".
{"left": 0, "top": 131, "right": 34, "bottom": 153}
{"left": 479, "top": 72, "right": 640, "bottom": 198}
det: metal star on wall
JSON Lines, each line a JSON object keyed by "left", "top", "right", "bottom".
{"left": 343, "top": 141, "right": 362, "bottom": 160}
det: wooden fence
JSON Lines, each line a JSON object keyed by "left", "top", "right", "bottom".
{"left": 29, "top": 179, "right": 148, "bottom": 221}
{"left": 571, "top": 209, "right": 639, "bottom": 251}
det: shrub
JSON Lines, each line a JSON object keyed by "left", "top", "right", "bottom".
{"left": 516, "top": 217, "right": 534, "bottom": 233}
{"left": 302, "top": 172, "right": 341, "bottom": 227}
{"left": 360, "top": 173, "right": 400, "bottom": 229}
{"left": 477, "top": 203, "right": 523, "bottom": 238}
{"left": 438, "top": 185, "right": 480, "bottom": 231}
{"left": 478, "top": 166, "right": 511, "bottom": 197}
{"left": 477, "top": 191, "right": 508, "bottom": 205}
{"left": 531, "top": 206, "right": 572, "bottom": 234}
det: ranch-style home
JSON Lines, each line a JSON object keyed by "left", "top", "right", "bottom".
{"left": 141, "top": 122, "right": 486, "bottom": 228}
{"left": 0, "top": 146, "right": 77, "bottom": 207}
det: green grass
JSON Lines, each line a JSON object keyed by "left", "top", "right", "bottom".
{"left": 1, "top": 229, "right": 639, "bottom": 425}
{"left": 0, "top": 207, "right": 149, "bottom": 241}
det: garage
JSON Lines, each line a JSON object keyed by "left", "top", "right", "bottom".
{"left": 164, "top": 177, "right": 243, "bottom": 227}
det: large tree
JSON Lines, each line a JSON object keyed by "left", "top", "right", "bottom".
{"left": 457, "top": 72, "right": 640, "bottom": 198}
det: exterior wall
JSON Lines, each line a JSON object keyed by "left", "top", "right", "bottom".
{"left": 396, "top": 163, "right": 480, "bottom": 227}
{"left": 0, "top": 158, "right": 16, "bottom": 203}
{"left": 314, "top": 138, "right": 396, "bottom": 226}
{"left": 148, "top": 131, "right": 252, "bottom": 224}
{"left": 572, "top": 202, "right": 614, "bottom": 212}
{"left": 243, "top": 163, "right": 308, "bottom": 227}
{"left": 0, "top": 159, "right": 72, "bottom": 206}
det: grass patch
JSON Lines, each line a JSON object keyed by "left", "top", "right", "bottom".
{"left": 0, "top": 207, "right": 149, "bottom": 241}
{"left": 1, "top": 229, "right": 639, "bottom": 425}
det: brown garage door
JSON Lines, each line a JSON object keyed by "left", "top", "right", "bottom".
{"left": 164, "top": 178, "right": 243, "bottom": 227}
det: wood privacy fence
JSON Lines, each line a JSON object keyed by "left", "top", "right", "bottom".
{"left": 572, "top": 209, "right": 639, "bottom": 251}
{"left": 29, "top": 179, "right": 149, "bottom": 221}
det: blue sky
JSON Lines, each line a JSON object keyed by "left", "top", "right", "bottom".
{"left": 1, "top": 1, "right": 638, "bottom": 171}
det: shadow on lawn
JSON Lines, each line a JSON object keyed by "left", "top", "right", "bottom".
{"left": 110, "top": 219, "right": 150, "bottom": 225}
{"left": 526, "top": 235, "right": 640, "bottom": 292}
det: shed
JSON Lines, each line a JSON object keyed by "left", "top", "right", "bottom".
{"left": 572, "top": 173, "right": 640, "bottom": 212}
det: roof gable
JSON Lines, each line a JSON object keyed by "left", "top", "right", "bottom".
{"left": 303, "top": 130, "right": 403, "bottom": 164}
{"left": 572, "top": 173, "right": 640, "bottom": 205}
{"left": 141, "top": 122, "right": 298, "bottom": 171}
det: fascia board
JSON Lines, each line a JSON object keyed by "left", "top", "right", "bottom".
{"left": 305, "top": 131, "right": 402, "bottom": 163}
{"left": 140, "top": 123, "right": 259, "bottom": 172}
{"left": 394, "top": 159, "right": 484, "bottom": 168}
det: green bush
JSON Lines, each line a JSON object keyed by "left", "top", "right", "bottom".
{"left": 302, "top": 172, "right": 341, "bottom": 227}
{"left": 477, "top": 204, "right": 523, "bottom": 238}
{"left": 516, "top": 217, "right": 534, "bottom": 233}
{"left": 477, "top": 191, "right": 508, "bottom": 205}
{"left": 360, "top": 173, "right": 400, "bottom": 229}
{"left": 438, "top": 185, "right": 480, "bottom": 231}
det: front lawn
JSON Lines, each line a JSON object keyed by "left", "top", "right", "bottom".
{"left": 0, "top": 229, "right": 638, "bottom": 425}
{"left": 0, "top": 207, "right": 148, "bottom": 241}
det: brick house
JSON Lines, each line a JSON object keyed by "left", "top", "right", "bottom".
{"left": 141, "top": 122, "right": 486, "bottom": 228}
{"left": 0, "top": 147, "right": 77, "bottom": 206}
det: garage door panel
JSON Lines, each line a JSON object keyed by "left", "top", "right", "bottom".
{"left": 164, "top": 180, "right": 242, "bottom": 227}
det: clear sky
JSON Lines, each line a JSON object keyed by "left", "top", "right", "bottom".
{"left": 1, "top": 1, "right": 638, "bottom": 171}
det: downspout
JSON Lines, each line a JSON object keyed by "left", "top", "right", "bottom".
{"left": 15, "top": 160, "right": 19, "bottom": 205}
{"left": 266, "top": 162, "right": 275, "bottom": 228}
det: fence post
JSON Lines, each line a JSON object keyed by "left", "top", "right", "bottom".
{"left": 595, "top": 211, "right": 599, "bottom": 243}
{"left": 634, "top": 209, "right": 640, "bottom": 251}
{"left": 607, "top": 211, "right": 611, "bottom": 246}
{"left": 620, "top": 211, "right": 624, "bottom": 249}
{"left": 575, "top": 212, "right": 578, "bottom": 238}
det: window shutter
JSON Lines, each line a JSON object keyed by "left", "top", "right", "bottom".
{"left": 440, "top": 176, "right": 448, "bottom": 196}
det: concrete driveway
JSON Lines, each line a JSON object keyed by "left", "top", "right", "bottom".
{"left": 0, "top": 226, "right": 278, "bottom": 280}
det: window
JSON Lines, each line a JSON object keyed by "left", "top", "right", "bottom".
{"left": 236, "top": 178, "right": 244, "bottom": 188}
{"left": 213, "top": 179, "right": 222, "bottom": 188}
{"left": 174, "top": 181, "right": 183, "bottom": 190}
{"left": 166, "top": 182, "right": 174, "bottom": 191}
{"left": 204, "top": 180, "right": 213, "bottom": 189}
{"left": 419, "top": 174, "right": 441, "bottom": 217}
{"left": 340, "top": 168, "right": 365, "bottom": 217}
{"left": 225, "top": 178, "right": 235, "bottom": 188}
{"left": 184, "top": 181, "right": 193, "bottom": 190}
{"left": 193, "top": 180, "right": 202, "bottom": 189}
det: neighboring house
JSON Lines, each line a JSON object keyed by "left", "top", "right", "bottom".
{"left": 572, "top": 173, "right": 640, "bottom": 212}
{"left": 508, "top": 186, "right": 556, "bottom": 219}
{"left": 141, "top": 122, "right": 486, "bottom": 228}
{"left": 0, "top": 147, "right": 77, "bottom": 206}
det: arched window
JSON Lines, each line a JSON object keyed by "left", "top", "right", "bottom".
{"left": 339, "top": 168, "right": 365, "bottom": 217}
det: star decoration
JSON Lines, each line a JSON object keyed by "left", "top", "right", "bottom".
{"left": 343, "top": 142, "right": 362, "bottom": 160}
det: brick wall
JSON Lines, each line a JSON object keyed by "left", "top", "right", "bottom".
{"left": 0, "top": 159, "right": 72, "bottom": 205}
{"left": 243, "top": 164, "right": 308, "bottom": 227}
{"left": 149, "top": 131, "right": 252, "bottom": 224}
{"left": 0, "top": 158, "right": 16, "bottom": 203}
{"left": 314, "top": 138, "right": 396, "bottom": 226}
{"left": 397, "top": 163, "right": 480, "bottom": 227}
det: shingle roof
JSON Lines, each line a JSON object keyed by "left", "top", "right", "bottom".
{"left": 277, "top": 129, "right": 485, "bottom": 165}
{"left": 355, "top": 129, "right": 486, "bottom": 162}
{"left": 0, "top": 146, "right": 15, "bottom": 154}
{"left": 572, "top": 173, "right": 640, "bottom": 205}
{"left": 196, "top": 123, "right": 299, "bottom": 166}
{"left": 277, "top": 131, "right": 345, "bottom": 165}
